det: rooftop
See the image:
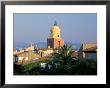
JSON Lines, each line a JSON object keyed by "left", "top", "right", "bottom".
{"left": 81, "top": 43, "right": 97, "bottom": 52}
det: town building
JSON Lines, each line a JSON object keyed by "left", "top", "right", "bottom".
{"left": 47, "top": 21, "right": 64, "bottom": 48}
{"left": 37, "top": 48, "right": 54, "bottom": 57}
{"left": 14, "top": 50, "right": 40, "bottom": 64}
{"left": 13, "top": 48, "right": 17, "bottom": 55}
{"left": 79, "top": 43, "right": 97, "bottom": 60}
{"left": 24, "top": 43, "right": 35, "bottom": 51}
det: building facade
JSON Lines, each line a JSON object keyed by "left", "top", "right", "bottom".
{"left": 14, "top": 51, "right": 40, "bottom": 64}
{"left": 79, "top": 43, "right": 97, "bottom": 60}
{"left": 38, "top": 48, "right": 54, "bottom": 57}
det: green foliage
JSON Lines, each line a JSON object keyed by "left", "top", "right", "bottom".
{"left": 70, "top": 59, "right": 97, "bottom": 75}
{"left": 14, "top": 44, "right": 97, "bottom": 75}
{"left": 52, "top": 44, "right": 73, "bottom": 65}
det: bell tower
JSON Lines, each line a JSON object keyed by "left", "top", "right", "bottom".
{"left": 47, "top": 21, "right": 64, "bottom": 48}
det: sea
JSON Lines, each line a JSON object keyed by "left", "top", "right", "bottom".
{"left": 14, "top": 42, "right": 82, "bottom": 51}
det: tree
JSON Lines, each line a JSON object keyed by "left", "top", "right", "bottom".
{"left": 52, "top": 44, "right": 74, "bottom": 65}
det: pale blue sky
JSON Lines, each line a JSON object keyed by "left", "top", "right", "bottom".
{"left": 14, "top": 13, "right": 97, "bottom": 44}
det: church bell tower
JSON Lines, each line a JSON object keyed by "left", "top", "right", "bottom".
{"left": 47, "top": 21, "right": 64, "bottom": 48}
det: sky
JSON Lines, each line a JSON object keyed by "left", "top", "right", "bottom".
{"left": 14, "top": 13, "right": 97, "bottom": 44}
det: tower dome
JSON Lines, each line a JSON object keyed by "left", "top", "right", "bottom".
{"left": 50, "top": 21, "right": 61, "bottom": 39}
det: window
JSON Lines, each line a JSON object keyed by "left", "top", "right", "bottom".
{"left": 58, "top": 41, "right": 60, "bottom": 47}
